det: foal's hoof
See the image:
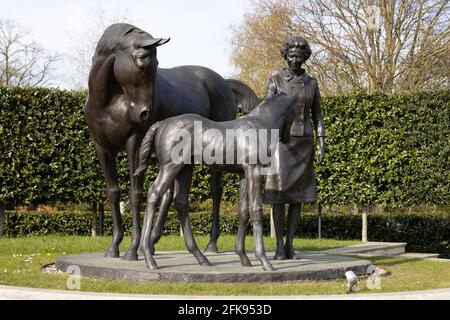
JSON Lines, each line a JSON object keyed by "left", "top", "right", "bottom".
{"left": 200, "top": 259, "right": 213, "bottom": 267}
{"left": 204, "top": 242, "right": 219, "bottom": 253}
{"left": 145, "top": 257, "right": 158, "bottom": 270}
{"left": 122, "top": 250, "right": 139, "bottom": 261}
{"left": 261, "top": 259, "right": 275, "bottom": 272}
{"left": 240, "top": 255, "right": 253, "bottom": 267}
{"left": 104, "top": 247, "right": 120, "bottom": 258}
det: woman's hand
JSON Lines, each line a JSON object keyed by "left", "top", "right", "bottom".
{"left": 317, "top": 137, "right": 325, "bottom": 164}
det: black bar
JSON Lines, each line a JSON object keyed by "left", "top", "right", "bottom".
{"left": 98, "top": 203, "right": 104, "bottom": 236}
{"left": 0, "top": 206, "right": 4, "bottom": 237}
{"left": 317, "top": 203, "right": 322, "bottom": 239}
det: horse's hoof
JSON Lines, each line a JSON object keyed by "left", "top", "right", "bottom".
{"left": 240, "top": 256, "right": 253, "bottom": 267}
{"left": 122, "top": 250, "right": 138, "bottom": 261}
{"left": 104, "top": 247, "right": 120, "bottom": 258}
{"left": 274, "top": 249, "right": 287, "bottom": 260}
{"left": 284, "top": 247, "right": 296, "bottom": 259}
{"left": 204, "top": 242, "right": 219, "bottom": 253}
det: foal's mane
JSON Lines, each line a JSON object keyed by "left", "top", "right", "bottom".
{"left": 246, "top": 93, "right": 297, "bottom": 144}
{"left": 247, "top": 93, "right": 294, "bottom": 116}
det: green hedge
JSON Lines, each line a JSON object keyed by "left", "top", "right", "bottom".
{"left": 317, "top": 90, "right": 450, "bottom": 206}
{"left": 0, "top": 86, "right": 240, "bottom": 207}
{"left": 3, "top": 210, "right": 449, "bottom": 258}
{"left": 1, "top": 87, "right": 449, "bottom": 207}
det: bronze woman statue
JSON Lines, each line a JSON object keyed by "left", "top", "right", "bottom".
{"left": 263, "top": 36, "right": 325, "bottom": 260}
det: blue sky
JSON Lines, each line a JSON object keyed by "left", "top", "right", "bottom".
{"left": 0, "top": 0, "right": 252, "bottom": 87}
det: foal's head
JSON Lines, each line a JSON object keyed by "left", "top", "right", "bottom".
{"left": 250, "top": 93, "right": 297, "bottom": 143}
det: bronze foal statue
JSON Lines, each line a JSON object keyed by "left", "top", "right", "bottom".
{"left": 135, "top": 93, "right": 298, "bottom": 271}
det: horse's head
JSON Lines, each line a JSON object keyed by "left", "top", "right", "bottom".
{"left": 113, "top": 27, "right": 170, "bottom": 123}
{"left": 88, "top": 24, "right": 170, "bottom": 124}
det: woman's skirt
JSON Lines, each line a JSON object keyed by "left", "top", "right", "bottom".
{"left": 264, "top": 136, "right": 317, "bottom": 204}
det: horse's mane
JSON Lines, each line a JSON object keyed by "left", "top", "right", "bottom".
{"left": 87, "top": 24, "right": 146, "bottom": 109}
{"left": 94, "top": 23, "right": 139, "bottom": 58}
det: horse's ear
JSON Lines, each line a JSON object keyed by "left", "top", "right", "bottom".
{"left": 140, "top": 37, "right": 170, "bottom": 48}
{"left": 87, "top": 54, "right": 117, "bottom": 109}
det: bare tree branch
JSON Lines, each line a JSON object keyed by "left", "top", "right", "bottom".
{"left": 0, "top": 19, "right": 59, "bottom": 87}
{"left": 231, "top": 0, "right": 450, "bottom": 94}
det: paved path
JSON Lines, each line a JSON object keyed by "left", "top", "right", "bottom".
{"left": 1, "top": 285, "right": 449, "bottom": 300}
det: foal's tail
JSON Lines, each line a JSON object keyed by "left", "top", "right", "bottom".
{"left": 134, "top": 122, "right": 161, "bottom": 177}
{"left": 227, "top": 79, "right": 260, "bottom": 115}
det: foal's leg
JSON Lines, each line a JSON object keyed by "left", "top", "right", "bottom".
{"left": 246, "top": 166, "right": 274, "bottom": 271}
{"left": 149, "top": 184, "right": 175, "bottom": 254}
{"left": 123, "top": 135, "right": 144, "bottom": 261}
{"left": 94, "top": 143, "right": 123, "bottom": 258}
{"left": 235, "top": 173, "right": 252, "bottom": 267}
{"left": 175, "top": 165, "right": 212, "bottom": 267}
{"left": 204, "top": 170, "right": 223, "bottom": 253}
{"left": 141, "top": 166, "right": 181, "bottom": 269}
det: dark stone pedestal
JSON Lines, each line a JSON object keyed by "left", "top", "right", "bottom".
{"left": 56, "top": 251, "right": 371, "bottom": 283}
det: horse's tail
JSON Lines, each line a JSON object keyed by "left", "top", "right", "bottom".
{"left": 134, "top": 122, "right": 161, "bottom": 177}
{"left": 227, "top": 79, "right": 260, "bottom": 115}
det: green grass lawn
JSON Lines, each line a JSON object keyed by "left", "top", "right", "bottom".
{"left": 0, "top": 235, "right": 449, "bottom": 296}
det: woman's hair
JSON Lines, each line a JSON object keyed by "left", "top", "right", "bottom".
{"left": 280, "top": 36, "right": 312, "bottom": 61}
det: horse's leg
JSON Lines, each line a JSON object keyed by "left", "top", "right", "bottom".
{"left": 94, "top": 143, "right": 123, "bottom": 258}
{"left": 175, "top": 165, "right": 212, "bottom": 267}
{"left": 122, "top": 135, "right": 144, "bottom": 261}
{"left": 245, "top": 165, "right": 274, "bottom": 271}
{"left": 149, "top": 184, "right": 175, "bottom": 254}
{"left": 205, "top": 169, "right": 223, "bottom": 253}
{"left": 141, "top": 166, "right": 181, "bottom": 270}
{"left": 284, "top": 203, "right": 301, "bottom": 259}
{"left": 235, "top": 173, "right": 252, "bottom": 267}
{"left": 273, "top": 204, "right": 287, "bottom": 260}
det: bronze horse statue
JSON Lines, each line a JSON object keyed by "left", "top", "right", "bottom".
{"left": 135, "top": 93, "right": 298, "bottom": 271}
{"left": 84, "top": 23, "right": 259, "bottom": 261}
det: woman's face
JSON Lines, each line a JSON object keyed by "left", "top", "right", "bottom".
{"left": 286, "top": 47, "right": 307, "bottom": 73}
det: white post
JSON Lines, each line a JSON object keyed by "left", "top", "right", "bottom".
{"left": 91, "top": 203, "right": 97, "bottom": 238}
{"left": 362, "top": 211, "right": 368, "bottom": 243}
{"left": 270, "top": 207, "right": 275, "bottom": 238}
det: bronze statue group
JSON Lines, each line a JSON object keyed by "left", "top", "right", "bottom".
{"left": 85, "top": 24, "right": 325, "bottom": 271}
